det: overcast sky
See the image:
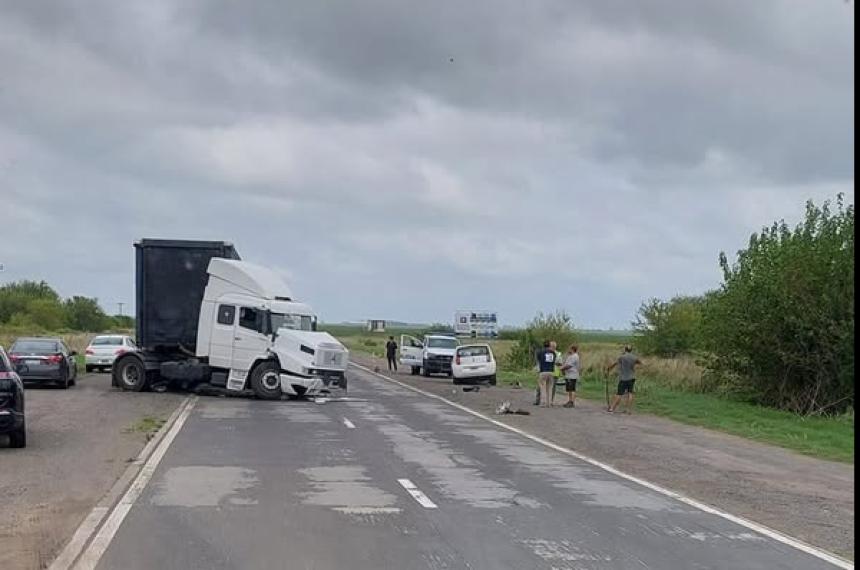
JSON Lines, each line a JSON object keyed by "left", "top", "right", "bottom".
{"left": 0, "top": 1, "right": 854, "bottom": 329}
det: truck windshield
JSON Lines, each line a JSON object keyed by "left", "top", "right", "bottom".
{"left": 427, "top": 338, "right": 458, "bottom": 349}
{"left": 270, "top": 313, "right": 314, "bottom": 331}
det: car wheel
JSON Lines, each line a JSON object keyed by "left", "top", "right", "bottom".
{"left": 115, "top": 356, "right": 148, "bottom": 391}
{"left": 58, "top": 369, "right": 69, "bottom": 390}
{"left": 85, "top": 365, "right": 94, "bottom": 373}
{"left": 249, "top": 361, "right": 282, "bottom": 400}
{"left": 411, "top": 366, "right": 419, "bottom": 376}
{"left": 9, "top": 425, "right": 26, "bottom": 448}
{"left": 488, "top": 375, "right": 497, "bottom": 386}
{"left": 421, "top": 361, "right": 430, "bottom": 377}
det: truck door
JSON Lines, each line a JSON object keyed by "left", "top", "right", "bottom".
{"left": 399, "top": 334, "right": 423, "bottom": 371}
{"left": 209, "top": 304, "right": 236, "bottom": 369}
{"left": 233, "top": 307, "right": 270, "bottom": 373}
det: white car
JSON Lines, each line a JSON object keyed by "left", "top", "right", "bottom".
{"left": 85, "top": 335, "right": 137, "bottom": 373}
{"left": 452, "top": 344, "right": 496, "bottom": 385}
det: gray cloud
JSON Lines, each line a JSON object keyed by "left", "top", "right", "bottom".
{"left": 0, "top": 0, "right": 854, "bottom": 328}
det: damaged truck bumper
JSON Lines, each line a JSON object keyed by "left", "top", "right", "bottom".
{"left": 279, "top": 372, "right": 346, "bottom": 397}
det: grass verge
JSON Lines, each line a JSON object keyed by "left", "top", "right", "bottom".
{"left": 498, "top": 370, "right": 854, "bottom": 463}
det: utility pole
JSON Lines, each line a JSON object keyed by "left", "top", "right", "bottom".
{"left": 117, "top": 302, "right": 125, "bottom": 317}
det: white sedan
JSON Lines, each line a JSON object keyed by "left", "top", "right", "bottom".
{"left": 85, "top": 335, "right": 137, "bottom": 373}
{"left": 452, "top": 344, "right": 496, "bottom": 385}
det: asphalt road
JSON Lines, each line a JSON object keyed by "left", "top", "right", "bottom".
{"left": 92, "top": 366, "right": 842, "bottom": 570}
{"left": 0, "top": 372, "right": 184, "bottom": 570}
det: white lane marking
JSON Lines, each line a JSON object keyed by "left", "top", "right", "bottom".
{"left": 48, "top": 507, "right": 109, "bottom": 570}
{"left": 343, "top": 417, "right": 356, "bottom": 429}
{"left": 352, "top": 363, "right": 853, "bottom": 570}
{"left": 49, "top": 396, "right": 192, "bottom": 570}
{"left": 73, "top": 396, "right": 198, "bottom": 570}
{"left": 398, "top": 478, "right": 438, "bottom": 509}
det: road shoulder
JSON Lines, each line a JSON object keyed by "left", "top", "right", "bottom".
{"left": 0, "top": 373, "right": 186, "bottom": 570}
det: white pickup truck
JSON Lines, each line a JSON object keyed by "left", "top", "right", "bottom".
{"left": 398, "top": 334, "right": 460, "bottom": 377}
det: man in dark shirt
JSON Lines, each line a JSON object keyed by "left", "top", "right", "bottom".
{"left": 385, "top": 336, "right": 398, "bottom": 372}
{"left": 535, "top": 340, "right": 557, "bottom": 407}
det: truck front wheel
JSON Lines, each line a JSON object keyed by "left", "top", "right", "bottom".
{"left": 114, "top": 355, "right": 148, "bottom": 392}
{"left": 249, "top": 361, "right": 282, "bottom": 400}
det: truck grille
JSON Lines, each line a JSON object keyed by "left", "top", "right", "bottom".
{"left": 428, "top": 354, "right": 452, "bottom": 363}
{"left": 317, "top": 349, "right": 346, "bottom": 368}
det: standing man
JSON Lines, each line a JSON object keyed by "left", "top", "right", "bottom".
{"left": 385, "top": 336, "right": 398, "bottom": 372}
{"left": 550, "top": 340, "right": 563, "bottom": 404}
{"left": 606, "top": 345, "right": 642, "bottom": 414}
{"left": 534, "top": 340, "right": 562, "bottom": 405}
{"left": 535, "top": 340, "right": 557, "bottom": 407}
{"left": 561, "top": 344, "right": 580, "bottom": 408}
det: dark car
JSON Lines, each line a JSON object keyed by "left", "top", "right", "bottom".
{"left": 0, "top": 346, "right": 26, "bottom": 448}
{"left": 9, "top": 337, "right": 78, "bottom": 389}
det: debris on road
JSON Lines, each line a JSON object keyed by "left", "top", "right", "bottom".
{"left": 495, "top": 401, "right": 530, "bottom": 415}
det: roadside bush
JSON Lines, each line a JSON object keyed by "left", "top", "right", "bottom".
{"left": 700, "top": 195, "right": 854, "bottom": 415}
{"left": 497, "top": 329, "right": 522, "bottom": 341}
{"left": 27, "top": 298, "right": 67, "bottom": 331}
{"left": 64, "top": 296, "right": 110, "bottom": 331}
{"left": 0, "top": 280, "right": 61, "bottom": 323}
{"left": 505, "top": 310, "right": 578, "bottom": 370}
{"left": 633, "top": 295, "right": 704, "bottom": 357}
{"left": 0, "top": 280, "right": 118, "bottom": 333}
{"left": 111, "top": 315, "right": 135, "bottom": 329}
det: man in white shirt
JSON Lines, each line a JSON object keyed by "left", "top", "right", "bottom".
{"left": 561, "top": 345, "right": 580, "bottom": 408}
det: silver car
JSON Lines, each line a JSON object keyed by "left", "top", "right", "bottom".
{"left": 85, "top": 335, "right": 137, "bottom": 373}
{"left": 9, "top": 337, "right": 78, "bottom": 389}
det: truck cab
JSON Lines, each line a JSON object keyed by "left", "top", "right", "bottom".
{"left": 196, "top": 259, "right": 349, "bottom": 397}
{"left": 112, "top": 240, "right": 349, "bottom": 400}
{"left": 399, "top": 334, "right": 460, "bottom": 377}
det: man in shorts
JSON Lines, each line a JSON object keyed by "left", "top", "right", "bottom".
{"left": 561, "top": 344, "right": 580, "bottom": 408}
{"left": 606, "top": 345, "right": 642, "bottom": 414}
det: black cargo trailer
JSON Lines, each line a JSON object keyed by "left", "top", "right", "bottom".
{"left": 113, "top": 239, "right": 240, "bottom": 392}
{"left": 135, "top": 239, "right": 240, "bottom": 351}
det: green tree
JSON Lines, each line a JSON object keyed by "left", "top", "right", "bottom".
{"left": 27, "top": 298, "right": 66, "bottom": 330}
{"left": 64, "top": 296, "right": 110, "bottom": 331}
{"left": 633, "top": 295, "right": 704, "bottom": 357}
{"left": 506, "top": 310, "right": 578, "bottom": 369}
{"left": 700, "top": 195, "right": 854, "bottom": 415}
{"left": 0, "top": 280, "right": 61, "bottom": 323}
{"left": 110, "top": 315, "right": 135, "bottom": 329}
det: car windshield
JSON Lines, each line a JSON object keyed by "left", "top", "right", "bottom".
{"left": 270, "top": 313, "right": 314, "bottom": 332}
{"left": 428, "top": 338, "right": 458, "bottom": 349}
{"left": 11, "top": 340, "right": 59, "bottom": 353}
{"left": 92, "top": 337, "right": 122, "bottom": 346}
{"left": 458, "top": 346, "right": 490, "bottom": 357}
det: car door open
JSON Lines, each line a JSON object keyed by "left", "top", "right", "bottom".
{"left": 399, "top": 334, "right": 423, "bottom": 373}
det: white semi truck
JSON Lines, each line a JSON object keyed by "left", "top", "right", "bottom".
{"left": 112, "top": 239, "right": 349, "bottom": 400}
